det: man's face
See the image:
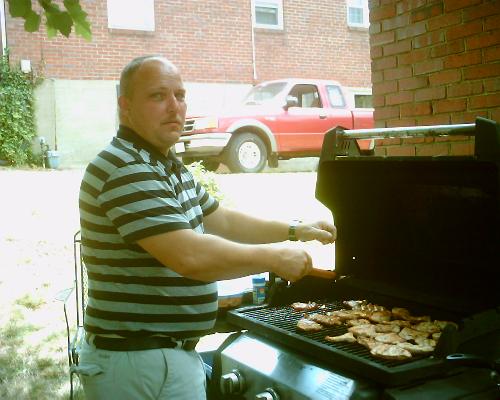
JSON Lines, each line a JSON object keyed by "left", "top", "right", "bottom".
{"left": 119, "top": 59, "right": 187, "bottom": 154}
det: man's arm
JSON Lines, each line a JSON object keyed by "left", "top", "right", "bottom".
{"left": 137, "top": 228, "right": 312, "bottom": 282}
{"left": 203, "top": 206, "right": 337, "bottom": 244}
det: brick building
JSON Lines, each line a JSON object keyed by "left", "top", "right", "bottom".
{"left": 368, "top": 0, "right": 499, "bottom": 157}
{"left": 0, "top": 0, "right": 372, "bottom": 166}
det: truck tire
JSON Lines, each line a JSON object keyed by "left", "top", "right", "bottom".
{"left": 226, "top": 133, "right": 267, "bottom": 173}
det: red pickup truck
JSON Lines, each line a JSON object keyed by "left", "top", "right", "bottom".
{"left": 176, "top": 78, "right": 374, "bottom": 173}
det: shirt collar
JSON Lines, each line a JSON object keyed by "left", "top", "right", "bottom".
{"left": 117, "top": 124, "right": 183, "bottom": 174}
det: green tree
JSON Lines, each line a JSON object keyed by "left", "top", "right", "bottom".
{"left": 7, "top": 0, "right": 92, "bottom": 40}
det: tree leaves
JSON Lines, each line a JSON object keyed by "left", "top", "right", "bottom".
{"left": 7, "top": 0, "right": 92, "bottom": 40}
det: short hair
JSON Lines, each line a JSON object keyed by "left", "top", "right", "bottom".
{"left": 119, "top": 55, "right": 176, "bottom": 97}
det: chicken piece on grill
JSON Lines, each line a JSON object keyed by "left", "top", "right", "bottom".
{"left": 409, "top": 314, "right": 431, "bottom": 323}
{"left": 434, "top": 320, "right": 459, "bottom": 330}
{"left": 391, "top": 307, "right": 411, "bottom": 320}
{"left": 309, "top": 313, "right": 343, "bottom": 326}
{"left": 414, "top": 337, "right": 436, "bottom": 347}
{"left": 360, "top": 303, "right": 387, "bottom": 313}
{"left": 381, "top": 319, "right": 411, "bottom": 328}
{"left": 343, "top": 300, "right": 368, "bottom": 310}
{"left": 374, "top": 332, "right": 406, "bottom": 344}
{"left": 432, "top": 332, "right": 442, "bottom": 341}
{"left": 374, "top": 323, "right": 401, "bottom": 333}
{"left": 346, "top": 318, "right": 371, "bottom": 327}
{"left": 370, "top": 344, "right": 412, "bottom": 361}
{"left": 357, "top": 336, "right": 378, "bottom": 350}
{"left": 398, "top": 342, "right": 434, "bottom": 355}
{"left": 296, "top": 317, "right": 323, "bottom": 332}
{"left": 291, "top": 301, "right": 320, "bottom": 312}
{"left": 399, "top": 327, "right": 429, "bottom": 341}
{"left": 348, "top": 324, "right": 377, "bottom": 338}
{"left": 413, "top": 321, "right": 441, "bottom": 334}
{"left": 325, "top": 332, "right": 357, "bottom": 344}
{"left": 369, "top": 310, "right": 392, "bottom": 323}
{"left": 327, "top": 309, "right": 365, "bottom": 321}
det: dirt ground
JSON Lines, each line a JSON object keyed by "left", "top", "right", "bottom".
{"left": 0, "top": 166, "right": 334, "bottom": 399}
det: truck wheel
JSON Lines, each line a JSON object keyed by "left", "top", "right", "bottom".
{"left": 226, "top": 133, "right": 267, "bottom": 173}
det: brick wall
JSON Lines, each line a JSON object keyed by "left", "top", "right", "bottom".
{"left": 5, "top": 0, "right": 371, "bottom": 87}
{"left": 369, "top": 0, "right": 500, "bottom": 132}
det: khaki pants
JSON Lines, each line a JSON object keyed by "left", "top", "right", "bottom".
{"left": 76, "top": 339, "right": 207, "bottom": 399}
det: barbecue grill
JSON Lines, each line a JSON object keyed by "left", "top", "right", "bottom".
{"left": 209, "top": 117, "right": 500, "bottom": 400}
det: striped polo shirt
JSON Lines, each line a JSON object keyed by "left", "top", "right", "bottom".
{"left": 79, "top": 125, "right": 219, "bottom": 339}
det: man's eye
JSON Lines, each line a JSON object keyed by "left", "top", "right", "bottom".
{"left": 152, "top": 93, "right": 164, "bottom": 100}
{"left": 176, "top": 93, "right": 185, "bottom": 101}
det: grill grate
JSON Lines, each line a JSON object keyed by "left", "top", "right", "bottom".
{"left": 236, "top": 299, "right": 427, "bottom": 368}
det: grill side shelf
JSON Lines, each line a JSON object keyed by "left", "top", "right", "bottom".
{"left": 227, "top": 303, "right": 447, "bottom": 386}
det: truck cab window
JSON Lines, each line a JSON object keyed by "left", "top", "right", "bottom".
{"left": 326, "top": 85, "right": 346, "bottom": 107}
{"left": 289, "top": 84, "right": 322, "bottom": 108}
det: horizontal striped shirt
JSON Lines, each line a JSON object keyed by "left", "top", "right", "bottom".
{"left": 79, "top": 125, "right": 219, "bottom": 339}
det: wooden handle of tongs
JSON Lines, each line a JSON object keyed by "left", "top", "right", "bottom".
{"left": 309, "top": 268, "right": 337, "bottom": 279}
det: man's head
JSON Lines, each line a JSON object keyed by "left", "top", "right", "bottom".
{"left": 118, "top": 55, "right": 186, "bottom": 154}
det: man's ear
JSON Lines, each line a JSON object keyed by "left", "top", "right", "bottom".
{"left": 118, "top": 95, "right": 129, "bottom": 116}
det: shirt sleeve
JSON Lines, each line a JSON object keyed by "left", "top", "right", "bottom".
{"left": 195, "top": 180, "right": 219, "bottom": 216}
{"left": 98, "top": 164, "right": 192, "bottom": 243}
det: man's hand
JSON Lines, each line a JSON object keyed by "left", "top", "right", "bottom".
{"left": 272, "top": 248, "right": 313, "bottom": 282}
{"left": 295, "top": 220, "right": 337, "bottom": 244}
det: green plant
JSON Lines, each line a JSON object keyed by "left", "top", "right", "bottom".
{"left": 7, "top": 0, "right": 92, "bottom": 40}
{"left": 186, "top": 161, "right": 225, "bottom": 203}
{"left": 0, "top": 51, "right": 39, "bottom": 166}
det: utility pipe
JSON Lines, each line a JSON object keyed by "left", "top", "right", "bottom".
{"left": 0, "top": 0, "right": 7, "bottom": 56}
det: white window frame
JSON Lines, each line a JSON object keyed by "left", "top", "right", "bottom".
{"left": 346, "top": 0, "right": 369, "bottom": 29}
{"left": 252, "top": 0, "right": 284, "bottom": 30}
{"left": 107, "top": 0, "right": 155, "bottom": 31}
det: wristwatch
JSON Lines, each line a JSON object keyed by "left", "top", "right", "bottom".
{"left": 288, "top": 219, "right": 302, "bottom": 241}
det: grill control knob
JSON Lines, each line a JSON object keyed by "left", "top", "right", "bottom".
{"left": 220, "top": 369, "right": 245, "bottom": 395}
{"left": 255, "top": 388, "right": 280, "bottom": 400}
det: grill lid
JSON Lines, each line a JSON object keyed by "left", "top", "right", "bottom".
{"left": 316, "top": 118, "right": 500, "bottom": 314}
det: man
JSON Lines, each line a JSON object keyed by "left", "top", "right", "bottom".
{"left": 77, "top": 55, "right": 336, "bottom": 399}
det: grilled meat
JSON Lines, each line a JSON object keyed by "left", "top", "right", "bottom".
{"left": 348, "top": 324, "right": 377, "bottom": 338}
{"left": 432, "top": 332, "right": 441, "bottom": 341}
{"left": 327, "top": 309, "right": 364, "bottom": 321}
{"left": 398, "top": 342, "right": 434, "bottom": 355}
{"left": 399, "top": 327, "right": 429, "bottom": 341}
{"left": 296, "top": 317, "right": 323, "bottom": 332}
{"left": 392, "top": 307, "right": 411, "bottom": 320}
{"left": 374, "top": 332, "right": 406, "bottom": 344}
{"left": 414, "top": 337, "right": 436, "bottom": 347}
{"left": 369, "top": 310, "right": 392, "bottom": 323}
{"left": 413, "top": 321, "right": 441, "bottom": 334}
{"left": 357, "top": 336, "right": 378, "bottom": 350}
{"left": 346, "top": 318, "right": 371, "bottom": 327}
{"left": 309, "top": 313, "right": 343, "bottom": 326}
{"left": 374, "top": 323, "right": 401, "bottom": 333}
{"left": 291, "top": 301, "right": 320, "bottom": 312}
{"left": 371, "top": 344, "right": 412, "bottom": 360}
{"left": 325, "top": 332, "right": 357, "bottom": 343}
{"left": 381, "top": 319, "right": 411, "bottom": 328}
{"left": 343, "top": 300, "right": 367, "bottom": 310}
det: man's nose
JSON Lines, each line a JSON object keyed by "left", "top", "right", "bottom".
{"left": 165, "top": 93, "right": 181, "bottom": 111}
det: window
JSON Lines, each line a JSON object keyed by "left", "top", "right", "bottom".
{"left": 326, "top": 85, "right": 346, "bottom": 107}
{"left": 346, "top": 0, "right": 369, "bottom": 28}
{"left": 289, "top": 85, "right": 322, "bottom": 108}
{"left": 252, "top": 0, "right": 284, "bottom": 30}
{"left": 354, "top": 94, "right": 373, "bottom": 108}
{"left": 107, "top": 0, "right": 155, "bottom": 31}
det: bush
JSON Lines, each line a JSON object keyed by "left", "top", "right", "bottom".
{"left": 186, "top": 161, "right": 225, "bottom": 203}
{"left": 0, "top": 52, "right": 38, "bottom": 166}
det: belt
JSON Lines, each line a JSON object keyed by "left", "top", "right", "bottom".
{"left": 85, "top": 333, "right": 199, "bottom": 351}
